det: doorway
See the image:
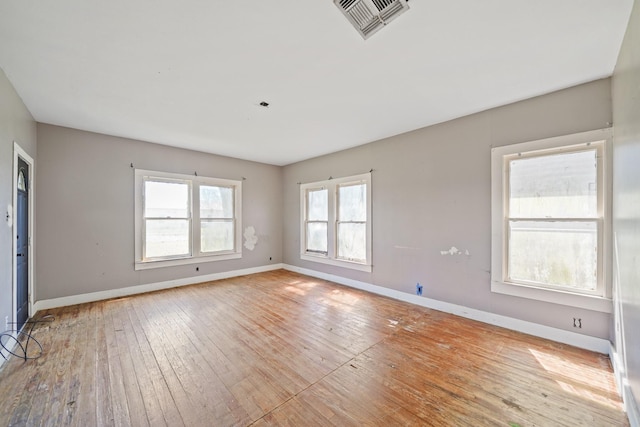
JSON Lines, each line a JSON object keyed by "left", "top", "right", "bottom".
{"left": 13, "top": 143, "right": 34, "bottom": 332}
{"left": 16, "top": 158, "right": 29, "bottom": 329}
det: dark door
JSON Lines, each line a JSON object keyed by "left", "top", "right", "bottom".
{"left": 16, "top": 157, "right": 29, "bottom": 330}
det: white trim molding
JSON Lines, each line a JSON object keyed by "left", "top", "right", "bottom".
{"left": 134, "top": 169, "right": 243, "bottom": 270}
{"left": 300, "top": 172, "right": 372, "bottom": 273}
{"left": 609, "top": 342, "right": 639, "bottom": 427}
{"left": 27, "top": 262, "right": 627, "bottom": 412}
{"left": 626, "top": 385, "right": 640, "bottom": 427}
{"left": 491, "top": 128, "right": 613, "bottom": 313}
{"left": 33, "top": 263, "right": 613, "bottom": 355}
{"left": 284, "top": 264, "right": 611, "bottom": 354}
{"left": 33, "top": 264, "right": 285, "bottom": 312}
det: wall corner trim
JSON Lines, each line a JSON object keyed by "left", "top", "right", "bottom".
{"left": 609, "top": 342, "right": 639, "bottom": 425}
{"left": 32, "top": 264, "right": 286, "bottom": 312}
{"left": 283, "top": 264, "right": 611, "bottom": 355}
{"left": 609, "top": 342, "right": 625, "bottom": 397}
{"left": 624, "top": 379, "right": 640, "bottom": 427}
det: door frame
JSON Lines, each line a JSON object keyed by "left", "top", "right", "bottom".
{"left": 12, "top": 142, "right": 35, "bottom": 331}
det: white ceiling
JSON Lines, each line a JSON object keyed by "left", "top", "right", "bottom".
{"left": 0, "top": 1, "right": 634, "bottom": 166}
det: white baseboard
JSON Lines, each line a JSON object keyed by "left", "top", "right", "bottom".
{"left": 283, "top": 264, "right": 611, "bottom": 354}
{"left": 33, "top": 263, "right": 286, "bottom": 312}
{"left": 34, "top": 262, "right": 612, "bottom": 354}
{"left": 609, "top": 342, "right": 625, "bottom": 397}
{"left": 607, "top": 342, "right": 639, "bottom": 426}
{"left": 0, "top": 331, "right": 19, "bottom": 371}
{"left": 31, "top": 262, "right": 611, "bottom": 355}
{"left": 25, "top": 262, "right": 635, "bottom": 422}
{"left": 625, "top": 383, "right": 640, "bottom": 427}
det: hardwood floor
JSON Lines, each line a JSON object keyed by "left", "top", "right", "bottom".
{"left": 0, "top": 270, "right": 628, "bottom": 426}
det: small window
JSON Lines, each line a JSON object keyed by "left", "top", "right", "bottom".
{"left": 17, "top": 169, "right": 27, "bottom": 191}
{"left": 135, "top": 169, "right": 242, "bottom": 270}
{"left": 300, "top": 173, "right": 372, "bottom": 272}
{"left": 491, "top": 129, "right": 612, "bottom": 312}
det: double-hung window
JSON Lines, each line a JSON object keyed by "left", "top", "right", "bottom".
{"left": 491, "top": 129, "right": 612, "bottom": 312}
{"left": 301, "top": 173, "right": 372, "bottom": 272}
{"left": 135, "top": 169, "right": 242, "bottom": 270}
{"left": 305, "top": 187, "right": 329, "bottom": 255}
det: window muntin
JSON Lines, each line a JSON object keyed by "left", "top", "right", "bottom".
{"left": 491, "top": 128, "right": 612, "bottom": 312}
{"left": 135, "top": 169, "right": 241, "bottom": 269}
{"left": 300, "top": 173, "right": 372, "bottom": 272}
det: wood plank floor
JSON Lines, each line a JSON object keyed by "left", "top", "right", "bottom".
{"left": 0, "top": 270, "right": 628, "bottom": 426}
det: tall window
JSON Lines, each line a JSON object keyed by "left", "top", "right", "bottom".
{"left": 491, "top": 129, "right": 611, "bottom": 312}
{"left": 144, "top": 179, "right": 191, "bottom": 259}
{"left": 301, "top": 173, "right": 372, "bottom": 272}
{"left": 200, "top": 185, "right": 235, "bottom": 253}
{"left": 305, "top": 188, "right": 328, "bottom": 255}
{"left": 337, "top": 182, "right": 367, "bottom": 262}
{"left": 135, "top": 170, "right": 241, "bottom": 270}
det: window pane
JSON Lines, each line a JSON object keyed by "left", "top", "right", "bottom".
{"left": 508, "top": 221, "right": 597, "bottom": 291}
{"left": 201, "top": 186, "right": 233, "bottom": 219}
{"left": 306, "top": 222, "right": 327, "bottom": 253}
{"left": 201, "top": 220, "right": 234, "bottom": 252}
{"left": 145, "top": 219, "right": 189, "bottom": 258}
{"left": 145, "top": 181, "right": 189, "bottom": 218}
{"left": 509, "top": 150, "right": 597, "bottom": 218}
{"left": 339, "top": 183, "right": 366, "bottom": 221}
{"left": 307, "top": 189, "right": 328, "bottom": 221}
{"left": 338, "top": 223, "right": 366, "bottom": 261}
{"left": 17, "top": 169, "right": 27, "bottom": 191}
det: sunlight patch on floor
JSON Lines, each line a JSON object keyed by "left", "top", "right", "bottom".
{"left": 529, "top": 348, "right": 622, "bottom": 410}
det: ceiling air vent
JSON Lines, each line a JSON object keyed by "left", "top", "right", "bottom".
{"left": 335, "top": 0, "right": 409, "bottom": 39}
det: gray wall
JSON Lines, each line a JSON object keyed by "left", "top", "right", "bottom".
{"left": 283, "top": 79, "right": 613, "bottom": 339}
{"left": 36, "top": 124, "right": 282, "bottom": 300}
{"left": 0, "top": 69, "right": 37, "bottom": 331}
{"left": 612, "top": 0, "right": 640, "bottom": 416}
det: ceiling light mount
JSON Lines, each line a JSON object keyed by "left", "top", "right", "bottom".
{"left": 259, "top": 101, "right": 270, "bottom": 108}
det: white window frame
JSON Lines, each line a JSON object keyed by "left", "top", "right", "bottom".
{"left": 135, "top": 169, "right": 242, "bottom": 270}
{"left": 300, "top": 173, "right": 372, "bottom": 272}
{"left": 491, "top": 129, "right": 612, "bottom": 313}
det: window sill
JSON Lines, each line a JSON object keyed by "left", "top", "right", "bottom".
{"left": 135, "top": 252, "right": 241, "bottom": 271}
{"left": 491, "top": 280, "right": 612, "bottom": 313}
{"left": 301, "top": 253, "right": 372, "bottom": 273}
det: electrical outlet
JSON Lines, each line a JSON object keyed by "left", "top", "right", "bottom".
{"left": 416, "top": 283, "right": 423, "bottom": 296}
{"left": 573, "top": 318, "right": 582, "bottom": 328}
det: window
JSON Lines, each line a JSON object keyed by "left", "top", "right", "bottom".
{"left": 135, "top": 169, "right": 241, "bottom": 270}
{"left": 337, "top": 181, "right": 367, "bottom": 262}
{"left": 301, "top": 173, "right": 372, "bottom": 272}
{"left": 491, "top": 129, "right": 612, "bottom": 312}
{"left": 305, "top": 187, "right": 329, "bottom": 255}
